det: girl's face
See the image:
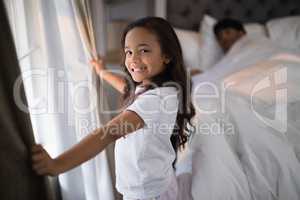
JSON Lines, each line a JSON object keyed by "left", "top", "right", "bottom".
{"left": 124, "top": 27, "right": 169, "bottom": 85}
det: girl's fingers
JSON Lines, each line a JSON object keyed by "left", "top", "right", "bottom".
{"left": 31, "top": 144, "right": 44, "bottom": 153}
{"left": 34, "top": 162, "right": 56, "bottom": 176}
{"left": 32, "top": 161, "right": 47, "bottom": 172}
{"left": 36, "top": 168, "right": 46, "bottom": 175}
{"left": 90, "top": 61, "right": 96, "bottom": 66}
{"left": 31, "top": 144, "right": 54, "bottom": 176}
{"left": 32, "top": 152, "right": 46, "bottom": 162}
{"left": 34, "top": 165, "right": 48, "bottom": 175}
{"left": 97, "top": 54, "right": 102, "bottom": 60}
{"left": 36, "top": 167, "right": 52, "bottom": 176}
{"left": 31, "top": 144, "right": 42, "bottom": 151}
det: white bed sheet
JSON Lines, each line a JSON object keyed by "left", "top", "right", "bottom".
{"left": 175, "top": 36, "right": 300, "bottom": 200}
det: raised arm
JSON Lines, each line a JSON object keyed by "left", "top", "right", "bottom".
{"left": 90, "top": 56, "right": 127, "bottom": 94}
{"left": 32, "top": 110, "right": 144, "bottom": 176}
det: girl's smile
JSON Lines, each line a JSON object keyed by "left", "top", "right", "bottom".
{"left": 130, "top": 64, "right": 147, "bottom": 73}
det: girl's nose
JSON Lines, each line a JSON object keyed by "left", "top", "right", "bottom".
{"left": 131, "top": 52, "right": 140, "bottom": 62}
{"left": 130, "top": 62, "right": 138, "bottom": 68}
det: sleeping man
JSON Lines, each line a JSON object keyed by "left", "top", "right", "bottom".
{"left": 213, "top": 18, "right": 247, "bottom": 53}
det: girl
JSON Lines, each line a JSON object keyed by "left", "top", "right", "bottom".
{"left": 32, "top": 17, "right": 195, "bottom": 200}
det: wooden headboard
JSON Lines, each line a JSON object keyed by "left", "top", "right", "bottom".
{"left": 167, "top": 0, "right": 300, "bottom": 30}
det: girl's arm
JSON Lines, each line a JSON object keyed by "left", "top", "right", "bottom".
{"left": 90, "top": 57, "right": 127, "bottom": 94}
{"left": 32, "top": 110, "right": 144, "bottom": 176}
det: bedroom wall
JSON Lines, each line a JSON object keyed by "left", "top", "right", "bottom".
{"left": 167, "top": 0, "right": 300, "bottom": 30}
{"left": 106, "top": 0, "right": 154, "bottom": 21}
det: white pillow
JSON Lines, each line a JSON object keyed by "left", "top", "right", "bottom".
{"left": 199, "top": 15, "right": 267, "bottom": 70}
{"left": 266, "top": 16, "right": 300, "bottom": 50}
{"left": 199, "top": 15, "right": 224, "bottom": 71}
{"left": 244, "top": 23, "right": 268, "bottom": 38}
{"left": 174, "top": 28, "right": 203, "bottom": 70}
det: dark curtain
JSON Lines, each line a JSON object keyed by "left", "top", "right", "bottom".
{"left": 0, "top": 1, "right": 50, "bottom": 199}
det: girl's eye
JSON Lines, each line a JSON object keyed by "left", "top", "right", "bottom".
{"left": 140, "top": 49, "right": 150, "bottom": 53}
{"left": 125, "top": 51, "right": 132, "bottom": 56}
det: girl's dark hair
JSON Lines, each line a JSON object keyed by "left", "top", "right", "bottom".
{"left": 120, "top": 17, "right": 195, "bottom": 154}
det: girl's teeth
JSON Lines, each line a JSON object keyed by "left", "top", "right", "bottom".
{"left": 133, "top": 67, "right": 145, "bottom": 72}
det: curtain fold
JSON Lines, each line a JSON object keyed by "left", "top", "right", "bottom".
{"left": 71, "top": 0, "right": 97, "bottom": 60}
{"left": 0, "top": 1, "right": 51, "bottom": 199}
{"left": 5, "top": 0, "right": 116, "bottom": 199}
{"left": 70, "top": 1, "right": 116, "bottom": 199}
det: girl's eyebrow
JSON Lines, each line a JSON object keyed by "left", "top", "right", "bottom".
{"left": 137, "top": 43, "right": 150, "bottom": 47}
{"left": 124, "top": 43, "right": 150, "bottom": 49}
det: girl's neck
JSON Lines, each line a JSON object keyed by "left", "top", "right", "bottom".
{"left": 140, "top": 68, "right": 171, "bottom": 88}
{"left": 141, "top": 79, "right": 151, "bottom": 86}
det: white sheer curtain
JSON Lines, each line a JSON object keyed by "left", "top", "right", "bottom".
{"left": 6, "top": 0, "right": 115, "bottom": 199}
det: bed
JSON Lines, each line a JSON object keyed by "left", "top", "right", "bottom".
{"left": 167, "top": 0, "right": 300, "bottom": 200}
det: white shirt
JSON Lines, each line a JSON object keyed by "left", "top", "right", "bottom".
{"left": 115, "top": 86, "right": 179, "bottom": 199}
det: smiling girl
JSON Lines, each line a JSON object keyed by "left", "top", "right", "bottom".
{"left": 32, "top": 17, "right": 195, "bottom": 200}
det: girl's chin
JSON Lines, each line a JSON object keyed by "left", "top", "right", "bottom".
{"left": 134, "top": 80, "right": 143, "bottom": 83}
{"left": 132, "top": 76, "right": 145, "bottom": 83}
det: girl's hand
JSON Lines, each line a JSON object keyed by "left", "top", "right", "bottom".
{"left": 31, "top": 144, "right": 60, "bottom": 176}
{"left": 90, "top": 55, "right": 126, "bottom": 93}
{"left": 90, "top": 56, "right": 106, "bottom": 76}
{"left": 190, "top": 68, "right": 202, "bottom": 76}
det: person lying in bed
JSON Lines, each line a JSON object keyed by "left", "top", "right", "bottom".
{"left": 213, "top": 18, "right": 246, "bottom": 53}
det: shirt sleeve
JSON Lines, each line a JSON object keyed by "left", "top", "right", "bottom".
{"left": 126, "top": 90, "right": 161, "bottom": 128}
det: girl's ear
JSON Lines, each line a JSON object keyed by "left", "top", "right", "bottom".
{"left": 163, "top": 55, "right": 171, "bottom": 64}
